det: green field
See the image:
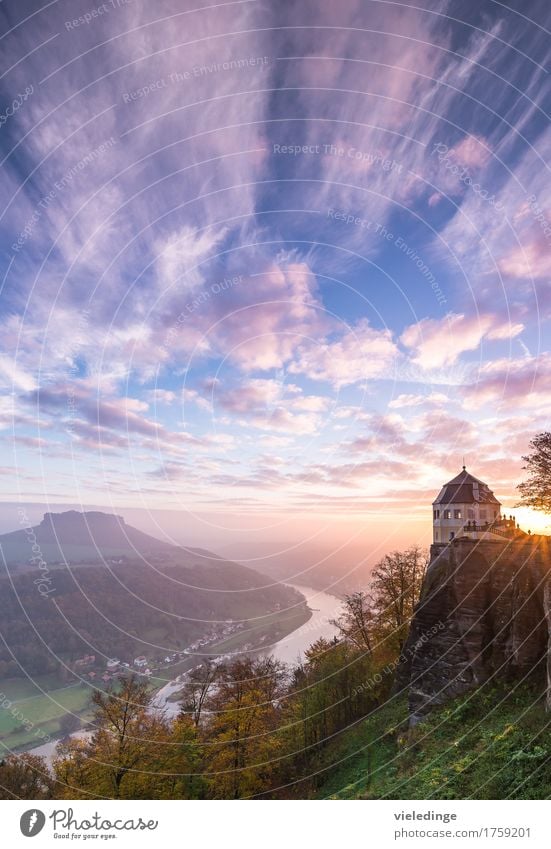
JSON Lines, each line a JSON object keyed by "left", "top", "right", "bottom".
{"left": 0, "top": 675, "right": 94, "bottom": 753}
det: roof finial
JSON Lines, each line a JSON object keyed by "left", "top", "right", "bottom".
{"left": 462, "top": 456, "right": 466, "bottom": 471}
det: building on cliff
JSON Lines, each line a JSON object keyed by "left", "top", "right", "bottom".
{"left": 433, "top": 466, "right": 503, "bottom": 543}
{"left": 397, "top": 467, "right": 551, "bottom": 725}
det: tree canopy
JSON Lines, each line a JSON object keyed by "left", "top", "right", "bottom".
{"left": 517, "top": 432, "right": 551, "bottom": 513}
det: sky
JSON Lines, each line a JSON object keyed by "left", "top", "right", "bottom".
{"left": 0, "top": 0, "right": 550, "bottom": 558}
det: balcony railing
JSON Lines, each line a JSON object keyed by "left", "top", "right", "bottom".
{"left": 460, "top": 521, "right": 524, "bottom": 539}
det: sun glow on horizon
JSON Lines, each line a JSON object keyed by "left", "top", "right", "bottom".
{"left": 508, "top": 507, "right": 551, "bottom": 536}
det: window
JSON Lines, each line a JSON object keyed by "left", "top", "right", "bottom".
{"left": 433, "top": 509, "right": 440, "bottom": 520}
{"left": 444, "top": 509, "right": 452, "bottom": 519}
{"left": 454, "top": 510, "right": 462, "bottom": 519}
{"left": 449, "top": 531, "right": 455, "bottom": 540}
{"left": 480, "top": 510, "right": 487, "bottom": 521}
{"left": 468, "top": 509, "right": 475, "bottom": 519}
{"left": 434, "top": 531, "right": 439, "bottom": 541}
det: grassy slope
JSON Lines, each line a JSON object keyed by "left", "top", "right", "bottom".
{"left": 314, "top": 684, "right": 551, "bottom": 800}
{"left": 0, "top": 675, "right": 94, "bottom": 751}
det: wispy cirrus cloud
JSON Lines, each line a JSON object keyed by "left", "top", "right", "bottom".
{"left": 0, "top": 0, "right": 549, "bottom": 520}
{"left": 400, "top": 312, "right": 524, "bottom": 369}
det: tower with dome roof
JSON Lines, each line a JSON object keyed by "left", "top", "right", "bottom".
{"left": 432, "top": 466, "right": 502, "bottom": 544}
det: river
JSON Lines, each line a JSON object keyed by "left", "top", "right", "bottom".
{"left": 270, "top": 583, "right": 342, "bottom": 664}
{"left": 153, "top": 583, "right": 341, "bottom": 717}
{"left": 24, "top": 584, "right": 342, "bottom": 760}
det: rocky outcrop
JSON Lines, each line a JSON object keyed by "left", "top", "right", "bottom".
{"left": 397, "top": 536, "right": 551, "bottom": 724}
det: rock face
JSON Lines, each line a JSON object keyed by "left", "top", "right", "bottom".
{"left": 397, "top": 536, "right": 551, "bottom": 724}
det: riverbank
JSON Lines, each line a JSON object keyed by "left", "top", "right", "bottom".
{"left": 15, "top": 585, "right": 342, "bottom": 760}
{"left": 163, "top": 584, "right": 342, "bottom": 705}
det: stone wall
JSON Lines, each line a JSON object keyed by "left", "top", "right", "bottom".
{"left": 396, "top": 535, "right": 551, "bottom": 724}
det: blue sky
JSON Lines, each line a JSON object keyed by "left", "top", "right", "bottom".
{"left": 0, "top": 0, "right": 550, "bottom": 548}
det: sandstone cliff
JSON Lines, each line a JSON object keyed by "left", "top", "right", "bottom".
{"left": 397, "top": 535, "right": 551, "bottom": 724}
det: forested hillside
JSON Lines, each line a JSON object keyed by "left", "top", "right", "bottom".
{"left": 2, "top": 543, "right": 549, "bottom": 801}
{"left": 0, "top": 558, "right": 305, "bottom": 677}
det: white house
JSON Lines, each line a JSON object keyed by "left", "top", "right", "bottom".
{"left": 433, "top": 467, "right": 502, "bottom": 543}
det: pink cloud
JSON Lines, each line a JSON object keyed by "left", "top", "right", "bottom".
{"left": 290, "top": 319, "right": 397, "bottom": 387}
{"left": 462, "top": 353, "right": 551, "bottom": 410}
{"left": 401, "top": 313, "right": 524, "bottom": 369}
{"left": 388, "top": 392, "right": 449, "bottom": 409}
{"left": 210, "top": 377, "right": 331, "bottom": 435}
{"left": 416, "top": 410, "right": 477, "bottom": 445}
{"left": 248, "top": 407, "right": 321, "bottom": 435}
{"left": 215, "top": 378, "right": 284, "bottom": 414}
{"left": 211, "top": 262, "right": 331, "bottom": 373}
{"left": 499, "top": 235, "right": 551, "bottom": 280}
{"left": 449, "top": 135, "right": 491, "bottom": 169}
{"left": 147, "top": 389, "right": 177, "bottom": 405}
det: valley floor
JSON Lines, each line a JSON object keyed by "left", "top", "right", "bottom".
{"left": 0, "top": 602, "right": 312, "bottom": 755}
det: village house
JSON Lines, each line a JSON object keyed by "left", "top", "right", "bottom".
{"left": 73, "top": 654, "right": 96, "bottom": 669}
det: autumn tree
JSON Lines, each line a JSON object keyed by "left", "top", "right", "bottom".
{"left": 0, "top": 754, "right": 54, "bottom": 799}
{"left": 369, "top": 545, "right": 427, "bottom": 654}
{"left": 517, "top": 432, "right": 551, "bottom": 513}
{"left": 54, "top": 674, "right": 201, "bottom": 799}
{"left": 300, "top": 637, "right": 376, "bottom": 743}
{"left": 331, "top": 591, "right": 374, "bottom": 653}
{"left": 331, "top": 547, "right": 426, "bottom": 670}
{"left": 179, "top": 659, "right": 219, "bottom": 726}
{"left": 203, "top": 656, "right": 287, "bottom": 799}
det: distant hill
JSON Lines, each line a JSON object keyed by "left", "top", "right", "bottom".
{"left": 0, "top": 510, "right": 179, "bottom": 566}
{"left": 0, "top": 511, "right": 309, "bottom": 679}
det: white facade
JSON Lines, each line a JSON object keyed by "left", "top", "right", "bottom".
{"left": 432, "top": 501, "right": 501, "bottom": 543}
{"left": 432, "top": 468, "right": 501, "bottom": 544}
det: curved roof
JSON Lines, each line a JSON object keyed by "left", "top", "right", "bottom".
{"left": 433, "top": 467, "right": 501, "bottom": 506}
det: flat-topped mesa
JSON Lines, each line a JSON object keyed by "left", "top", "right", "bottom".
{"left": 398, "top": 468, "right": 551, "bottom": 725}
{"left": 42, "top": 510, "right": 126, "bottom": 528}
